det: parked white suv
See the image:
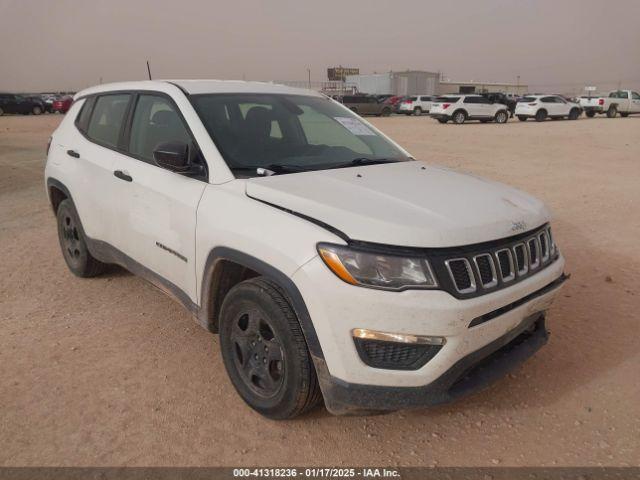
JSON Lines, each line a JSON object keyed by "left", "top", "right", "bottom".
{"left": 429, "top": 95, "right": 510, "bottom": 124}
{"left": 397, "top": 95, "right": 433, "bottom": 116}
{"left": 515, "top": 95, "right": 582, "bottom": 122}
{"left": 45, "top": 80, "right": 566, "bottom": 419}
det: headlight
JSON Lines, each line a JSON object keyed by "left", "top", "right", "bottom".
{"left": 317, "top": 243, "right": 438, "bottom": 291}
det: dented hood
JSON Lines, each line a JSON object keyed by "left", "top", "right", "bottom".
{"left": 245, "top": 161, "right": 550, "bottom": 247}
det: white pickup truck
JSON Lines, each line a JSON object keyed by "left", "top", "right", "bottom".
{"left": 579, "top": 90, "right": 640, "bottom": 118}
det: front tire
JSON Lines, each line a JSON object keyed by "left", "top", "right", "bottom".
{"left": 606, "top": 105, "right": 617, "bottom": 118}
{"left": 517, "top": 115, "right": 528, "bottom": 121}
{"left": 0, "top": 107, "right": 4, "bottom": 116}
{"left": 568, "top": 108, "right": 580, "bottom": 120}
{"left": 32, "top": 106, "right": 42, "bottom": 115}
{"left": 56, "top": 199, "right": 107, "bottom": 277}
{"left": 437, "top": 118, "right": 448, "bottom": 124}
{"left": 621, "top": 112, "right": 629, "bottom": 118}
{"left": 380, "top": 107, "right": 391, "bottom": 117}
{"left": 413, "top": 107, "right": 422, "bottom": 116}
{"left": 219, "top": 277, "right": 322, "bottom": 419}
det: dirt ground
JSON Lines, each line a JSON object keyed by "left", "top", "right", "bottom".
{"left": 1, "top": 113, "right": 639, "bottom": 467}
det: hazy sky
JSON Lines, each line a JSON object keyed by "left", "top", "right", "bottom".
{"left": 1, "top": 0, "right": 639, "bottom": 93}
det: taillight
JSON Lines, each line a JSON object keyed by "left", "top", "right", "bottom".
{"left": 442, "top": 103, "right": 451, "bottom": 109}
{"left": 598, "top": 98, "right": 604, "bottom": 105}
{"left": 46, "top": 137, "right": 52, "bottom": 156}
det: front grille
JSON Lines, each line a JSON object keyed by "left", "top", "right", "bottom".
{"left": 354, "top": 338, "right": 442, "bottom": 370}
{"left": 437, "top": 224, "right": 557, "bottom": 299}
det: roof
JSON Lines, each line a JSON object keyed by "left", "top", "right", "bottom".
{"left": 74, "top": 79, "right": 322, "bottom": 100}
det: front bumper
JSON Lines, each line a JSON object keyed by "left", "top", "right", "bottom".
{"left": 292, "top": 252, "right": 566, "bottom": 414}
{"left": 321, "top": 311, "right": 549, "bottom": 414}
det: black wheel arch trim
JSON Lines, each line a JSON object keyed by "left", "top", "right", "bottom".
{"left": 200, "top": 247, "right": 325, "bottom": 362}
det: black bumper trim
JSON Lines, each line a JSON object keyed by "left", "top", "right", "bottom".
{"left": 321, "top": 313, "right": 548, "bottom": 415}
{"left": 468, "top": 273, "right": 569, "bottom": 328}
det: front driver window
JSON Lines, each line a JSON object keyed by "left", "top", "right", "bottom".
{"left": 129, "top": 95, "right": 191, "bottom": 163}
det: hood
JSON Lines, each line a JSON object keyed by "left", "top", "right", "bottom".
{"left": 245, "top": 162, "right": 550, "bottom": 248}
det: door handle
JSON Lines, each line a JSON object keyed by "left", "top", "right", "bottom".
{"left": 67, "top": 149, "right": 80, "bottom": 158}
{"left": 113, "top": 170, "right": 133, "bottom": 182}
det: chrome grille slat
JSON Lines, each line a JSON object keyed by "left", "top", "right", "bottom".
{"left": 513, "top": 243, "right": 529, "bottom": 276}
{"left": 527, "top": 237, "right": 541, "bottom": 270}
{"left": 473, "top": 253, "right": 497, "bottom": 288}
{"left": 445, "top": 258, "right": 476, "bottom": 294}
{"left": 496, "top": 248, "right": 515, "bottom": 282}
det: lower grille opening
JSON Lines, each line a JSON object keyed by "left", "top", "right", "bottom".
{"left": 354, "top": 338, "right": 443, "bottom": 370}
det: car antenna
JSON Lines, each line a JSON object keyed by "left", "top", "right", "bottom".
{"left": 146, "top": 61, "right": 152, "bottom": 80}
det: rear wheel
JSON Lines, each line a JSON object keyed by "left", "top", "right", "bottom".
{"left": 219, "top": 277, "right": 322, "bottom": 419}
{"left": 535, "top": 109, "right": 547, "bottom": 122}
{"left": 413, "top": 107, "right": 422, "bottom": 116}
{"left": 517, "top": 115, "right": 528, "bottom": 122}
{"left": 621, "top": 112, "right": 629, "bottom": 118}
{"left": 452, "top": 110, "right": 466, "bottom": 124}
{"left": 56, "top": 199, "right": 107, "bottom": 277}
{"left": 606, "top": 105, "right": 617, "bottom": 118}
{"left": 32, "top": 106, "right": 42, "bottom": 115}
{"left": 494, "top": 110, "right": 508, "bottom": 124}
{"left": 586, "top": 110, "right": 596, "bottom": 118}
{"left": 380, "top": 107, "right": 391, "bottom": 117}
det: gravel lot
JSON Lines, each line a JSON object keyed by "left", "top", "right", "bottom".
{"left": 1, "top": 114, "right": 639, "bottom": 467}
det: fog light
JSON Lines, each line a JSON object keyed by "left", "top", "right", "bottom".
{"left": 352, "top": 328, "right": 446, "bottom": 346}
{"left": 352, "top": 329, "right": 445, "bottom": 370}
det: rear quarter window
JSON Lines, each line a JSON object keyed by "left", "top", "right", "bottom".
{"left": 75, "top": 97, "right": 95, "bottom": 133}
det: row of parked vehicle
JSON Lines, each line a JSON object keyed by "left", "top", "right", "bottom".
{"left": 0, "top": 92, "right": 74, "bottom": 116}
{"left": 335, "top": 89, "right": 640, "bottom": 125}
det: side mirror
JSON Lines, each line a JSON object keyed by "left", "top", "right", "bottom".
{"left": 153, "top": 141, "right": 191, "bottom": 173}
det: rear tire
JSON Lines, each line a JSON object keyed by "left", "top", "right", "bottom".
{"left": 586, "top": 110, "right": 596, "bottom": 118}
{"left": 606, "top": 105, "right": 617, "bottom": 118}
{"left": 56, "top": 199, "right": 107, "bottom": 277}
{"left": 219, "top": 277, "right": 322, "bottom": 420}
{"left": 380, "top": 107, "right": 391, "bottom": 117}
{"left": 494, "top": 110, "right": 508, "bottom": 124}
{"left": 621, "top": 112, "right": 629, "bottom": 118}
{"left": 413, "top": 107, "right": 422, "bottom": 116}
{"left": 517, "top": 115, "right": 527, "bottom": 121}
{"left": 535, "top": 109, "right": 547, "bottom": 122}
{"left": 32, "top": 106, "right": 42, "bottom": 115}
{"left": 452, "top": 110, "right": 466, "bottom": 124}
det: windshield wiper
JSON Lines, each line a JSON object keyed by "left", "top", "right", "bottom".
{"left": 325, "top": 157, "right": 403, "bottom": 170}
{"left": 229, "top": 164, "right": 309, "bottom": 176}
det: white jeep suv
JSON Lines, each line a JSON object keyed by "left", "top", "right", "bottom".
{"left": 515, "top": 95, "right": 582, "bottom": 122}
{"left": 45, "top": 80, "right": 567, "bottom": 419}
{"left": 429, "top": 95, "right": 510, "bottom": 124}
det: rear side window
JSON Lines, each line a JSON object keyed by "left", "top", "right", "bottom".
{"left": 464, "top": 97, "right": 479, "bottom": 104}
{"left": 632, "top": 92, "right": 640, "bottom": 100}
{"left": 86, "top": 94, "right": 131, "bottom": 148}
{"left": 128, "top": 94, "right": 191, "bottom": 162}
{"left": 519, "top": 97, "right": 536, "bottom": 102}
{"left": 75, "top": 97, "right": 95, "bottom": 133}
{"left": 435, "top": 97, "right": 459, "bottom": 103}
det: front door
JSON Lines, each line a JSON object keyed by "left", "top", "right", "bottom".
{"left": 110, "top": 93, "right": 207, "bottom": 302}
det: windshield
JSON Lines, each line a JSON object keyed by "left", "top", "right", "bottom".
{"left": 191, "top": 94, "right": 409, "bottom": 176}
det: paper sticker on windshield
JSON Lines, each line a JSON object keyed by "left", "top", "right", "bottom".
{"left": 334, "top": 117, "right": 376, "bottom": 136}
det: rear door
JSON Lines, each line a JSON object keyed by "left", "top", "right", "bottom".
{"left": 110, "top": 92, "right": 207, "bottom": 302}
{"left": 69, "top": 93, "right": 132, "bottom": 245}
